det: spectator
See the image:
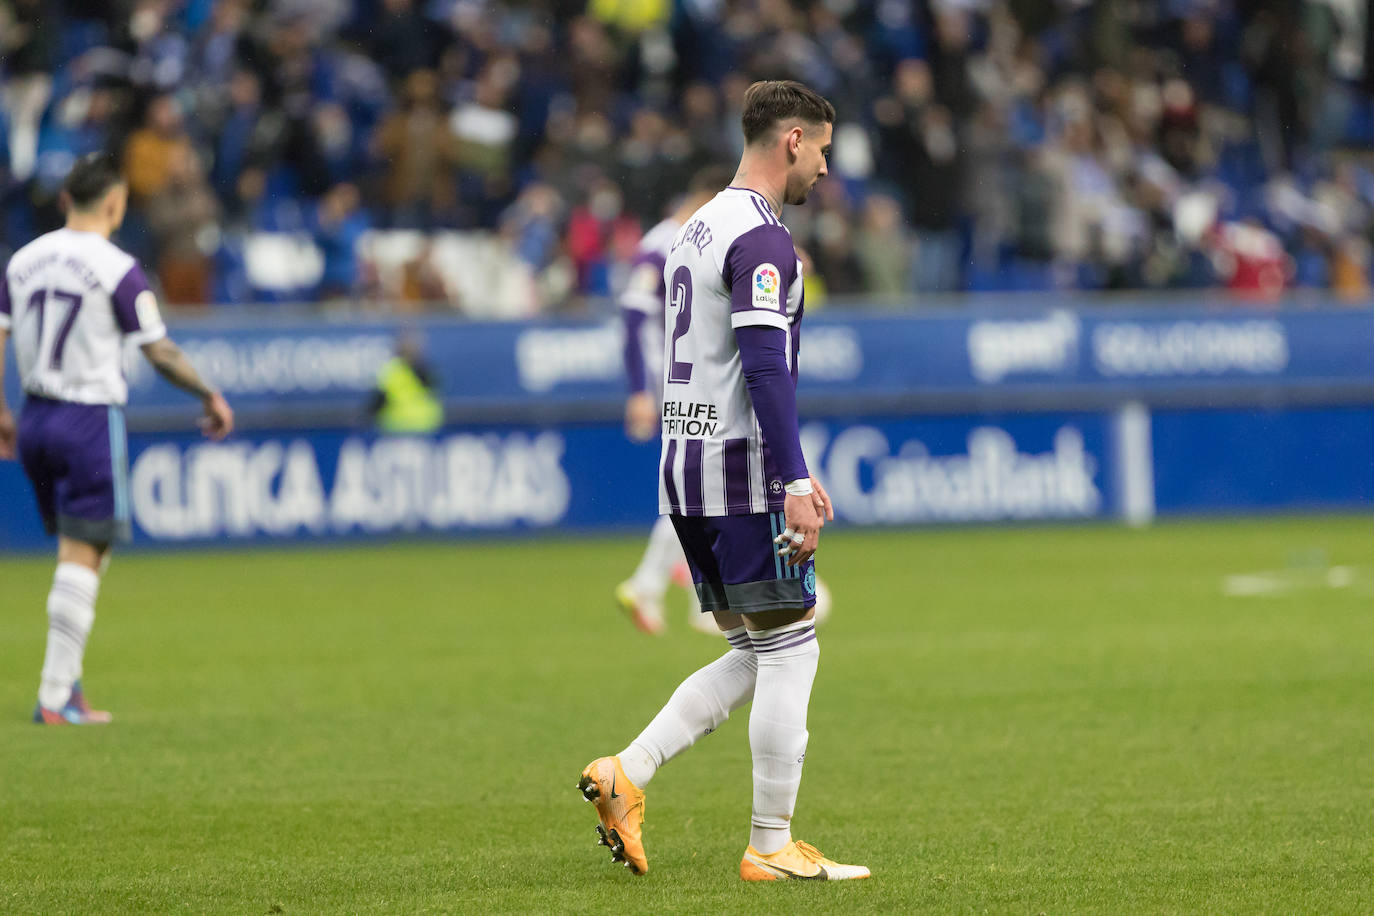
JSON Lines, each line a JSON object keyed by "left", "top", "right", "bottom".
{"left": 211, "top": 69, "right": 264, "bottom": 205}
{"left": 855, "top": 195, "right": 912, "bottom": 298}
{"left": 143, "top": 145, "right": 220, "bottom": 304}
{"left": 565, "top": 178, "right": 639, "bottom": 298}
{"left": 371, "top": 69, "right": 459, "bottom": 229}
{"left": 123, "top": 94, "right": 194, "bottom": 202}
{"left": 312, "top": 181, "right": 369, "bottom": 299}
{"left": 368, "top": 0, "right": 440, "bottom": 82}
{"left": 875, "top": 60, "right": 966, "bottom": 293}
{"left": 449, "top": 54, "right": 521, "bottom": 226}
{"left": 1, "top": 0, "right": 57, "bottom": 182}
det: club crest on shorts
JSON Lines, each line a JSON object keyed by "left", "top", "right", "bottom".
{"left": 804, "top": 568, "right": 817, "bottom": 595}
{"left": 770, "top": 479, "right": 783, "bottom": 494}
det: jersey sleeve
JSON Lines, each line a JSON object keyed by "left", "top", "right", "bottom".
{"left": 0, "top": 273, "right": 11, "bottom": 331}
{"left": 736, "top": 324, "right": 808, "bottom": 483}
{"left": 723, "top": 224, "right": 797, "bottom": 332}
{"left": 111, "top": 263, "right": 167, "bottom": 345}
{"left": 621, "top": 307, "right": 649, "bottom": 393}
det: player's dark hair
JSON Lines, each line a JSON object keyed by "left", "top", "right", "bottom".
{"left": 687, "top": 164, "right": 736, "bottom": 195}
{"left": 62, "top": 152, "right": 125, "bottom": 210}
{"left": 740, "top": 80, "right": 835, "bottom": 146}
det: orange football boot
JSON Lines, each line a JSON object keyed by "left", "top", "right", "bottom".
{"left": 577, "top": 756, "right": 648, "bottom": 874}
{"left": 740, "top": 839, "right": 871, "bottom": 881}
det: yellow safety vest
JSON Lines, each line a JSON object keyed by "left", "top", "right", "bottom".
{"left": 376, "top": 358, "right": 443, "bottom": 434}
{"left": 588, "top": 0, "right": 668, "bottom": 32}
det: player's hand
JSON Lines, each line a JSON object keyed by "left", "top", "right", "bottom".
{"left": 624, "top": 391, "right": 658, "bottom": 443}
{"left": 0, "top": 406, "right": 15, "bottom": 460}
{"left": 198, "top": 392, "right": 234, "bottom": 441}
{"left": 776, "top": 491, "right": 824, "bottom": 567}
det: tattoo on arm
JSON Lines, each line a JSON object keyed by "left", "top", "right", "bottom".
{"left": 141, "top": 337, "right": 215, "bottom": 401}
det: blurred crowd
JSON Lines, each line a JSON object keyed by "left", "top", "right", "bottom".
{"left": 3, "top": 0, "right": 1374, "bottom": 311}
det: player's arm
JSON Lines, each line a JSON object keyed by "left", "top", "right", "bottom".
{"left": 726, "top": 225, "right": 831, "bottom": 564}
{"left": 0, "top": 327, "right": 14, "bottom": 460}
{"left": 0, "top": 278, "right": 13, "bottom": 459}
{"left": 110, "top": 262, "right": 233, "bottom": 440}
{"left": 620, "top": 258, "right": 662, "bottom": 442}
{"left": 622, "top": 309, "right": 658, "bottom": 442}
{"left": 140, "top": 337, "right": 233, "bottom": 440}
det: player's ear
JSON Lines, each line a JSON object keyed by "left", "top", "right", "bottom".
{"left": 786, "top": 125, "right": 803, "bottom": 160}
{"left": 58, "top": 190, "right": 72, "bottom": 215}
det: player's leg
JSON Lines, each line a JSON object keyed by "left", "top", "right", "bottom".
{"left": 713, "top": 510, "right": 868, "bottom": 880}
{"left": 580, "top": 516, "right": 758, "bottom": 875}
{"left": 617, "top": 515, "right": 759, "bottom": 784}
{"left": 614, "top": 515, "right": 682, "bottom": 634}
{"left": 23, "top": 401, "right": 127, "bottom": 725}
{"left": 35, "top": 537, "right": 113, "bottom": 723}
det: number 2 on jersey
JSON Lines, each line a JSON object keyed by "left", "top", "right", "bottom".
{"left": 667, "top": 266, "right": 693, "bottom": 384}
{"left": 27, "top": 289, "right": 84, "bottom": 370}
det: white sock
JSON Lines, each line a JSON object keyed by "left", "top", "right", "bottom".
{"left": 618, "top": 626, "right": 757, "bottom": 787}
{"left": 37, "top": 562, "right": 100, "bottom": 711}
{"left": 629, "top": 515, "right": 685, "bottom": 601}
{"left": 747, "top": 618, "right": 819, "bottom": 855}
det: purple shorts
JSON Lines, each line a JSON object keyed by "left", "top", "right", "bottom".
{"left": 17, "top": 396, "right": 131, "bottom": 546}
{"left": 670, "top": 510, "right": 817, "bottom": 615}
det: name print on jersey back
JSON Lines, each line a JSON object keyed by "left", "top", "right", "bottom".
{"left": 657, "top": 188, "right": 804, "bottom": 517}
{"left": 3, "top": 229, "right": 167, "bottom": 406}
{"left": 675, "top": 219, "right": 715, "bottom": 256}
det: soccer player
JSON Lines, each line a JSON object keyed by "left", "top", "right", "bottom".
{"left": 615, "top": 164, "right": 735, "bottom": 636}
{"left": 0, "top": 152, "right": 234, "bottom": 725}
{"left": 579, "top": 81, "right": 869, "bottom": 881}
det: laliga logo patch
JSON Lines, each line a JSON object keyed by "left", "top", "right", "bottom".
{"left": 754, "top": 265, "right": 780, "bottom": 295}
{"left": 752, "top": 263, "right": 782, "bottom": 309}
{"left": 804, "top": 568, "right": 816, "bottom": 595}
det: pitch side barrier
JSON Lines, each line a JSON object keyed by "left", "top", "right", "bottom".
{"left": 3, "top": 300, "right": 1374, "bottom": 549}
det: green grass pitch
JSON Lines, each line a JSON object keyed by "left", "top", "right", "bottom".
{"left": 2, "top": 516, "right": 1373, "bottom": 913}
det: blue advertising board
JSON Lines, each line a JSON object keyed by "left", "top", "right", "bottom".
{"left": 7, "top": 304, "right": 1374, "bottom": 426}
{"left": 4, "top": 301, "right": 1374, "bottom": 551}
{"left": 0, "top": 412, "right": 1115, "bottom": 550}
{"left": 1151, "top": 405, "right": 1374, "bottom": 514}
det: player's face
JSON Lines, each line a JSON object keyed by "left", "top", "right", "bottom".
{"left": 784, "top": 122, "right": 832, "bottom": 206}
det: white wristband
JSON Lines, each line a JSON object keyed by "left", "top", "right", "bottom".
{"left": 784, "top": 478, "right": 813, "bottom": 496}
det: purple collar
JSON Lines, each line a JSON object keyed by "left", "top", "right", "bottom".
{"left": 725, "top": 186, "right": 779, "bottom": 214}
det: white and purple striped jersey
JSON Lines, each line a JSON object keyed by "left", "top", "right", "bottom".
{"left": 658, "top": 187, "right": 805, "bottom": 517}
{"left": 620, "top": 216, "right": 681, "bottom": 398}
{"left": 0, "top": 228, "right": 166, "bottom": 406}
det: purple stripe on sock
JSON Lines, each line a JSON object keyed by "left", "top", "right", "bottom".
{"left": 683, "top": 439, "right": 703, "bottom": 516}
{"left": 663, "top": 439, "right": 680, "bottom": 513}
{"left": 49, "top": 619, "right": 88, "bottom": 646}
{"left": 724, "top": 438, "right": 749, "bottom": 510}
{"left": 754, "top": 630, "right": 818, "bottom": 654}
{"left": 51, "top": 587, "right": 93, "bottom": 605}
{"left": 750, "top": 624, "right": 814, "bottom": 648}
